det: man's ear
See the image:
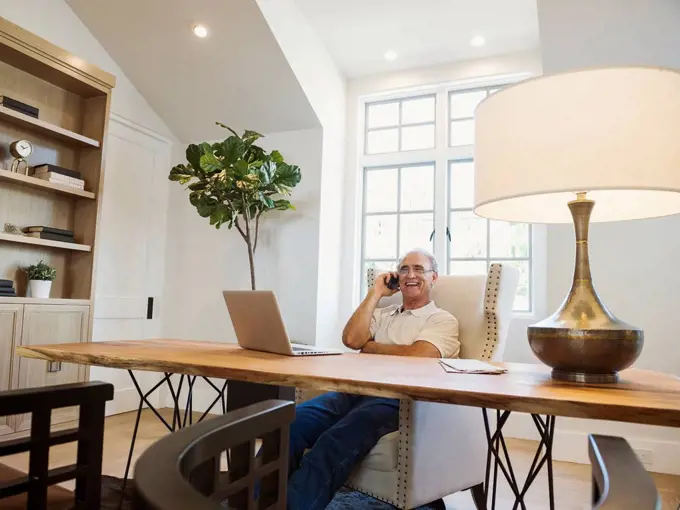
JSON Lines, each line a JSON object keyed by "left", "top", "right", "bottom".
{"left": 431, "top": 271, "right": 439, "bottom": 287}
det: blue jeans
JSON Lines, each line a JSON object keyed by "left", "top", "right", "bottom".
{"left": 287, "top": 392, "right": 399, "bottom": 510}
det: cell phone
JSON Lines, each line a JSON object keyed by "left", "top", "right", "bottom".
{"left": 386, "top": 274, "right": 400, "bottom": 291}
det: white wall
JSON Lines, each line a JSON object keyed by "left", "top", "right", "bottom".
{"left": 539, "top": 0, "right": 680, "bottom": 73}
{"left": 0, "top": 0, "right": 178, "bottom": 413}
{"left": 340, "top": 51, "right": 544, "bottom": 326}
{"left": 256, "top": 0, "right": 347, "bottom": 349}
{"left": 500, "top": 0, "right": 680, "bottom": 475}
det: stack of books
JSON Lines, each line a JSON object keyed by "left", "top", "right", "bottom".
{"left": 32, "top": 164, "right": 85, "bottom": 190}
{"left": 22, "top": 226, "right": 76, "bottom": 244}
{"left": 0, "top": 95, "right": 39, "bottom": 118}
{"left": 0, "top": 279, "right": 17, "bottom": 297}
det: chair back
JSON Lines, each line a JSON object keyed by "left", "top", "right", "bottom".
{"left": 0, "top": 381, "right": 113, "bottom": 509}
{"left": 589, "top": 434, "right": 660, "bottom": 509}
{"left": 134, "top": 400, "right": 295, "bottom": 510}
{"left": 367, "top": 263, "right": 518, "bottom": 360}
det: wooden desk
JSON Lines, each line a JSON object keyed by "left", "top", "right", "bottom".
{"left": 16, "top": 338, "right": 680, "bottom": 427}
{"left": 16, "top": 339, "right": 680, "bottom": 509}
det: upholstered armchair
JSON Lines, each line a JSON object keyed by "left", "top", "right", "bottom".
{"left": 296, "top": 263, "right": 519, "bottom": 509}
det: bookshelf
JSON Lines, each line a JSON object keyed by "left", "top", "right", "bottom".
{"left": 0, "top": 105, "right": 100, "bottom": 147}
{"left": 0, "top": 15, "right": 116, "bottom": 437}
{"left": 0, "top": 232, "right": 92, "bottom": 252}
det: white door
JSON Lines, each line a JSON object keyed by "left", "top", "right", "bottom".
{"left": 91, "top": 115, "right": 171, "bottom": 415}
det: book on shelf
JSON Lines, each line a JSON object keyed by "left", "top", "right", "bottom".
{"left": 0, "top": 95, "right": 39, "bottom": 118}
{"left": 23, "top": 226, "right": 74, "bottom": 236}
{"left": 25, "top": 232, "right": 75, "bottom": 243}
{"left": 35, "top": 172, "right": 85, "bottom": 190}
{"left": 32, "top": 164, "right": 82, "bottom": 180}
{"left": 0, "top": 279, "right": 14, "bottom": 288}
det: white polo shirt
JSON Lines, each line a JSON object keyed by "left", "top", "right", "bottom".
{"left": 369, "top": 301, "right": 460, "bottom": 358}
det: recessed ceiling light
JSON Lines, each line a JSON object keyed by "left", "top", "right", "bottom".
{"left": 192, "top": 24, "right": 209, "bottom": 38}
{"left": 470, "top": 36, "right": 485, "bottom": 47}
{"left": 384, "top": 50, "right": 397, "bottom": 61}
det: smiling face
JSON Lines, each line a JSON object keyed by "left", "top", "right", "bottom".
{"left": 398, "top": 251, "right": 438, "bottom": 303}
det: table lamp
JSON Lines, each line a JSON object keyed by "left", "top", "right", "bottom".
{"left": 474, "top": 66, "right": 680, "bottom": 383}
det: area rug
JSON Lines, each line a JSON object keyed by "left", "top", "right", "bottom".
{"left": 101, "top": 476, "right": 444, "bottom": 509}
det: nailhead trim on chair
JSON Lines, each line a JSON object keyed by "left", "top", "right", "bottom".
{"left": 368, "top": 267, "right": 377, "bottom": 289}
{"left": 481, "top": 263, "right": 503, "bottom": 361}
{"left": 395, "top": 399, "right": 411, "bottom": 509}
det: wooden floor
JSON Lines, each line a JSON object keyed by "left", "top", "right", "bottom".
{"left": 3, "top": 409, "right": 680, "bottom": 509}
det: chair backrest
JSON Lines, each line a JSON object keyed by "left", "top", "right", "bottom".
{"left": 588, "top": 434, "right": 660, "bottom": 509}
{"left": 0, "top": 381, "right": 114, "bottom": 509}
{"left": 134, "top": 400, "right": 295, "bottom": 510}
{"left": 367, "top": 263, "right": 518, "bottom": 360}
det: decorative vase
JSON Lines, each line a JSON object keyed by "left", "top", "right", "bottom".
{"left": 28, "top": 280, "right": 52, "bottom": 299}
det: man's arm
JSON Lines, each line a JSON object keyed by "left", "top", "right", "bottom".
{"left": 342, "top": 272, "right": 397, "bottom": 350}
{"left": 362, "top": 312, "right": 459, "bottom": 359}
{"left": 360, "top": 340, "right": 441, "bottom": 358}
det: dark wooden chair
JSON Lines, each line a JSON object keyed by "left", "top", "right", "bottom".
{"left": 0, "top": 381, "right": 114, "bottom": 510}
{"left": 589, "top": 434, "right": 661, "bottom": 509}
{"left": 134, "top": 399, "right": 295, "bottom": 510}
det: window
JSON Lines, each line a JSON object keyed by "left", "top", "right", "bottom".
{"left": 359, "top": 82, "right": 532, "bottom": 311}
{"left": 365, "top": 95, "right": 436, "bottom": 154}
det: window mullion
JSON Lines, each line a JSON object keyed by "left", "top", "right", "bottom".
{"left": 433, "top": 89, "right": 448, "bottom": 268}
{"left": 396, "top": 166, "right": 402, "bottom": 260}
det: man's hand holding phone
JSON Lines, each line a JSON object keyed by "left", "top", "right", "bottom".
{"left": 373, "top": 271, "right": 400, "bottom": 298}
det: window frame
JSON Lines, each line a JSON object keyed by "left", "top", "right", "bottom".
{"left": 448, "top": 157, "right": 533, "bottom": 312}
{"left": 364, "top": 94, "right": 437, "bottom": 155}
{"left": 360, "top": 161, "right": 437, "bottom": 294}
{"left": 356, "top": 73, "right": 540, "bottom": 315}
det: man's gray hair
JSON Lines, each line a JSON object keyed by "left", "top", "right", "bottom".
{"left": 397, "top": 249, "right": 439, "bottom": 273}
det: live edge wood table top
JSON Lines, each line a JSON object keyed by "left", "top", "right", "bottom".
{"left": 16, "top": 339, "right": 680, "bottom": 427}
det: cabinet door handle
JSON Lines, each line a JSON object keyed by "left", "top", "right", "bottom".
{"left": 47, "top": 361, "right": 62, "bottom": 373}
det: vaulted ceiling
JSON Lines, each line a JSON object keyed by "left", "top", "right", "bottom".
{"left": 67, "top": 0, "right": 320, "bottom": 142}
{"left": 67, "top": 0, "right": 540, "bottom": 142}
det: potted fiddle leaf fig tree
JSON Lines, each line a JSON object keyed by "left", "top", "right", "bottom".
{"left": 169, "top": 123, "right": 302, "bottom": 290}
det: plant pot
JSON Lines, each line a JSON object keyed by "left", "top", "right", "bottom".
{"left": 28, "top": 280, "right": 52, "bottom": 299}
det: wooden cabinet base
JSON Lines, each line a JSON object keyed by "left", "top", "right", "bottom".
{"left": 3, "top": 304, "right": 89, "bottom": 434}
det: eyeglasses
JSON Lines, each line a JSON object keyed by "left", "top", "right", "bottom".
{"left": 397, "top": 267, "right": 435, "bottom": 276}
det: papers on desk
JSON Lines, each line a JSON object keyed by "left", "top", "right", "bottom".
{"left": 439, "top": 359, "right": 507, "bottom": 375}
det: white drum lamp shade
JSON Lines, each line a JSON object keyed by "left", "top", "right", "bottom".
{"left": 473, "top": 66, "right": 680, "bottom": 383}
{"left": 474, "top": 67, "right": 680, "bottom": 224}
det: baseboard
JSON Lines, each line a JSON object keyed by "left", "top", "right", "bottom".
{"left": 503, "top": 413, "right": 680, "bottom": 475}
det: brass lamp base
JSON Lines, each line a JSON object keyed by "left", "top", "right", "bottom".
{"left": 528, "top": 195, "right": 644, "bottom": 384}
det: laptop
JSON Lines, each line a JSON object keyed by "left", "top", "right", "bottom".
{"left": 223, "top": 290, "right": 341, "bottom": 356}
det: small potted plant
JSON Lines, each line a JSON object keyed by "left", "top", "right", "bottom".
{"left": 25, "top": 260, "right": 56, "bottom": 298}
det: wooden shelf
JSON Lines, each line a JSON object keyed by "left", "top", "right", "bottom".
{"left": 0, "top": 168, "right": 95, "bottom": 199}
{"left": 0, "top": 297, "right": 91, "bottom": 305}
{"left": 0, "top": 106, "right": 100, "bottom": 148}
{"left": 0, "top": 232, "right": 91, "bottom": 252}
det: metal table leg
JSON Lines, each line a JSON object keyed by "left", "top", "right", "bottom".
{"left": 117, "top": 371, "right": 229, "bottom": 509}
{"left": 482, "top": 408, "right": 556, "bottom": 510}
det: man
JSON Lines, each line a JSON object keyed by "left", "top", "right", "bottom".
{"left": 286, "top": 249, "right": 459, "bottom": 510}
